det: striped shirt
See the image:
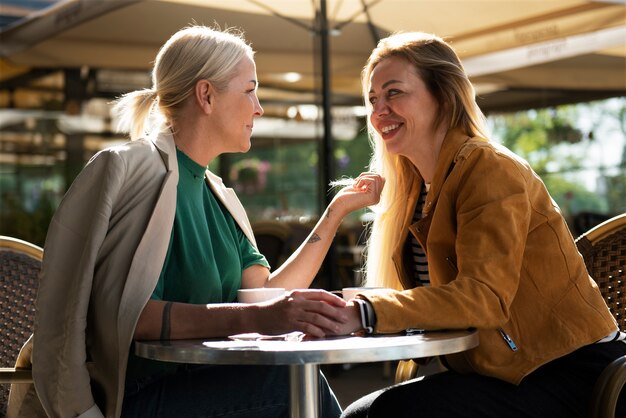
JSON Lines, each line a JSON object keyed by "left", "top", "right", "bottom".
{"left": 410, "top": 183, "right": 430, "bottom": 287}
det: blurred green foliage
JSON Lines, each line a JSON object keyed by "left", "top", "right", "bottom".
{"left": 490, "top": 98, "right": 626, "bottom": 227}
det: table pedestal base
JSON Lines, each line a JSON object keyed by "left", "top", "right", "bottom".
{"left": 289, "top": 363, "right": 320, "bottom": 418}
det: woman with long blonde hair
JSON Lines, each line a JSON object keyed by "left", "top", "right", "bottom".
{"left": 335, "top": 32, "right": 625, "bottom": 417}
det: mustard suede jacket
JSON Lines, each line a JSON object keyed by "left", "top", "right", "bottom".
{"left": 362, "top": 128, "right": 617, "bottom": 385}
{"left": 8, "top": 130, "right": 258, "bottom": 418}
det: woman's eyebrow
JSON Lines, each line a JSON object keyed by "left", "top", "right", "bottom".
{"left": 370, "top": 79, "right": 401, "bottom": 94}
{"left": 382, "top": 80, "right": 401, "bottom": 89}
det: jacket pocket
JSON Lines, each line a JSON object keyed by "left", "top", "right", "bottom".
{"left": 446, "top": 255, "right": 518, "bottom": 352}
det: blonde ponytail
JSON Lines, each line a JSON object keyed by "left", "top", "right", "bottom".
{"left": 112, "top": 88, "right": 159, "bottom": 140}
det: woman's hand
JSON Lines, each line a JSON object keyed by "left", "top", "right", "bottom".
{"left": 330, "top": 172, "right": 385, "bottom": 218}
{"left": 252, "top": 289, "right": 349, "bottom": 338}
{"left": 328, "top": 301, "right": 364, "bottom": 336}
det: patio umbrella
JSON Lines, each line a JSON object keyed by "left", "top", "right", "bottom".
{"left": 2, "top": 0, "right": 624, "bottom": 102}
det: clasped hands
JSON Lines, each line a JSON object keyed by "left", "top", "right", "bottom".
{"left": 251, "top": 289, "right": 366, "bottom": 338}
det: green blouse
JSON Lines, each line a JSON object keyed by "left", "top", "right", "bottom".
{"left": 126, "top": 148, "right": 269, "bottom": 381}
{"left": 152, "top": 149, "right": 268, "bottom": 304}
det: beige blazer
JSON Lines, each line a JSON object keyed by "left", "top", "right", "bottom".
{"left": 8, "top": 130, "right": 257, "bottom": 418}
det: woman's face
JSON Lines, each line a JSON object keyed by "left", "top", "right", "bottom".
{"left": 212, "top": 55, "right": 264, "bottom": 153}
{"left": 368, "top": 56, "right": 440, "bottom": 159}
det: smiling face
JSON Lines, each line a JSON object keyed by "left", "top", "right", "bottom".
{"left": 368, "top": 55, "right": 442, "bottom": 162}
{"left": 212, "top": 55, "right": 264, "bottom": 154}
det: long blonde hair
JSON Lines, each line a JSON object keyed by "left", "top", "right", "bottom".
{"left": 362, "top": 32, "right": 488, "bottom": 289}
{"left": 112, "top": 25, "right": 253, "bottom": 139}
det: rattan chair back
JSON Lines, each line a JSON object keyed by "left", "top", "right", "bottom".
{"left": 575, "top": 214, "right": 626, "bottom": 418}
{"left": 575, "top": 213, "right": 626, "bottom": 330}
{"left": 0, "top": 236, "right": 43, "bottom": 417}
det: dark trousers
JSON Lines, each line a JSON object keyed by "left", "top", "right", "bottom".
{"left": 341, "top": 341, "right": 626, "bottom": 418}
{"left": 122, "top": 364, "right": 341, "bottom": 418}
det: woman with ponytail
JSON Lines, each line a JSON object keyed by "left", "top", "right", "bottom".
{"left": 9, "top": 25, "right": 383, "bottom": 418}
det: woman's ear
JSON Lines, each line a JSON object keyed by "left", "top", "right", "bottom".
{"left": 195, "top": 79, "right": 214, "bottom": 115}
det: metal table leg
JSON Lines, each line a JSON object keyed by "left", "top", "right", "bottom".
{"left": 289, "top": 363, "right": 320, "bottom": 418}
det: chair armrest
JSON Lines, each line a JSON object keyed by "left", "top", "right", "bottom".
{"left": 0, "top": 367, "right": 33, "bottom": 383}
{"left": 589, "top": 354, "right": 626, "bottom": 418}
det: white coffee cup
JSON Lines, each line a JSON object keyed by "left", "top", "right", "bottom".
{"left": 341, "top": 287, "right": 386, "bottom": 301}
{"left": 237, "top": 288, "right": 286, "bottom": 303}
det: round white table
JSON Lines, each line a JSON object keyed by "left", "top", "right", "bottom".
{"left": 135, "top": 329, "right": 478, "bottom": 418}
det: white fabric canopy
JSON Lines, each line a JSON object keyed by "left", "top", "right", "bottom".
{"left": 1, "top": 0, "right": 624, "bottom": 111}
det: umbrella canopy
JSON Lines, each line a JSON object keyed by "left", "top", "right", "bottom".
{"left": 1, "top": 0, "right": 625, "bottom": 111}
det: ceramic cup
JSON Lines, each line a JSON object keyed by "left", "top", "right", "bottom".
{"left": 341, "top": 287, "right": 386, "bottom": 301}
{"left": 237, "top": 288, "right": 286, "bottom": 303}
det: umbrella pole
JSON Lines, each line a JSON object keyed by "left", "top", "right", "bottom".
{"left": 317, "top": 0, "right": 339, "bottom": 291}
{"left": 319, "top": 0, "right": 333, "bottom": 211}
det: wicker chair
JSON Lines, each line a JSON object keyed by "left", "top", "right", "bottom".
{"left": 575, "top": 213, "right": 626, "bottom": 418}
{"left": 0, "top": 236, "right": 43, "bottom": 417}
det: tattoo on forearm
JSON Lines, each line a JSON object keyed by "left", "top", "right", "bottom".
{"left": 326, "top": 208, "right": 333, "bottom": 219}
{"left": 160, "top": 301, "right": 173, "bottom": 340}
{"left": 307, "top": 233, "right": 321, "bottom": 244}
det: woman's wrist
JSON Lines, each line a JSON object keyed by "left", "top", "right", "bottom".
{"left": 344, "top": 302, "right": 367, "bottom": 334}
{"left": 229, "top": 303, "right": 260, "bottom": 334}
{"left": 325, "top": 200, "right": 347, "bottom": 224}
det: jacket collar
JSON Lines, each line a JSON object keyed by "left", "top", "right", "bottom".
{"left": 150, "top": 127, "right": 177, "bottom": 173}
{"left": 424, "top": 127, "right": 471, "bottom": 215}
{"left": 391, "top": 127, "right": 471, "bottom": 285}
{"left": 399, "top": 127, "right": 470, "bottom": 224}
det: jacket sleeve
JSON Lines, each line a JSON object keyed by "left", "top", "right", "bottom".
{"left": 33, "top": 150, "right": 126, "bottom": 418}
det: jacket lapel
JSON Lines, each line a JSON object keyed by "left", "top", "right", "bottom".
{"left": 391, "top": 128, "right": 472, "bottom": 288}
{"left": 424, "top": 128, "right": 470, "bottom": 216}
{"left": 117, "top": 130, "right": 178, "bottom": 355}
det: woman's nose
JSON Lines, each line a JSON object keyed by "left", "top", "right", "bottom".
{"left": 254, "top": 96, "right": 264, "bottom": 117}
{"left": 371, "top": 99, "right": 389, "bottom": 117}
